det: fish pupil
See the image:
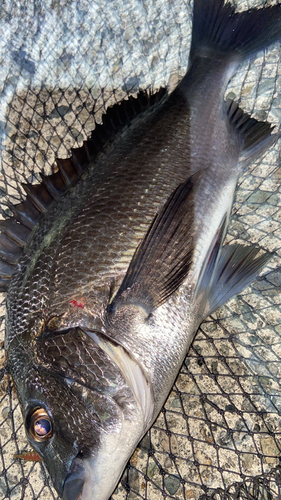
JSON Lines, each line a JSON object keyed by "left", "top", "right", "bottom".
{"left": 34, "top": 418, "right": 51, "bottom": 436}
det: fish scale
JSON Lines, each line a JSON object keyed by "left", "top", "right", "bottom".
{"left": 40, "top": 98, "right": 192, "bottom": 320}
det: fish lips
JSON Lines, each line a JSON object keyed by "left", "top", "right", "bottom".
{"left": 63, "top": 457, "right": 88, "bottom": 500}
{"left": 63, "top": 454, "right": 103, "bottom": 500}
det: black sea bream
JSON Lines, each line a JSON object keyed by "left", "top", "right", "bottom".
{"left": 2, "top": 0, "right": 281, "bottom": 499}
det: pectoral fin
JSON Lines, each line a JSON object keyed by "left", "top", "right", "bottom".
{"left": 110, "top": 172, "right": 203, "bottom": 313}
{"left": 194, "top": 214, "right": 227, "bottom": 300}
{"left": 204, "top": 244, "right": 272, "bottom": 317}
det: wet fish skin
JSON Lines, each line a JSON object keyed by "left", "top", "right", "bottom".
{"left": 4, "top": 0, "right": 281, "bottom": 499}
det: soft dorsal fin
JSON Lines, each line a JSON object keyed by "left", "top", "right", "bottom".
{"left": 226, "top": 99, "right": 277, "bottom": 158}
{"left": 0, "top": 89, "right": 167, "bottom": 292}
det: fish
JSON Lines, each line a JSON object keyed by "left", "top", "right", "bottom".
{"left": 1, "top": 0, "right": 281, "bottom": 499}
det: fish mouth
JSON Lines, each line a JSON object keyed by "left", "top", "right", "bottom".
{"left": 60, "top": 329, "right": 155, "bottom": 500}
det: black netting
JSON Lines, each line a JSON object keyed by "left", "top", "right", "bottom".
{"left": 1, "top": 0, "right": 281, "bottom": 499}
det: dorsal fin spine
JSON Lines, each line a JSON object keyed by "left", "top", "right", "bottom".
{"left": 7, "top": 199, "right": 41, "bottom": 230}
{"left": 83, "top": 141, "right": 93, "bottom": 162}
{"left": 56, "top": 158, "right": 76, "bottom": 185}
{"left": 40, "top": 172, "right": 66, "bottom": 200}
{"left": 22, "top": 183, "right": 54, "bottom": 213}
{"left": 0, "top": 219, "right": 31, "bottom": 247}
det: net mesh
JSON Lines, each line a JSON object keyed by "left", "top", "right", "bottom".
{"left": 1, "top": 0, "right": 281, "bottom": 499}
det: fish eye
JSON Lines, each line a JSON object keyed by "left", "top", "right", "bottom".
{"left": 27, "top": 407, "right": 53, "bottom": 442}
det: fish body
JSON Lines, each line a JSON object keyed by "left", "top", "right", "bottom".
{"left": 2, "top": 1, "right": 281, "bottom": 499}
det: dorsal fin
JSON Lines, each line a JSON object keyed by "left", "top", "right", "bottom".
{"left": 0, "top": 88, "right": 167, "bottom": 292}
{"left": 226, "top": 99, "right": 277, "bottom": 158}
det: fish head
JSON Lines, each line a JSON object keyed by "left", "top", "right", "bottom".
{"left": 10, "top": 326, "right": 151, "bottom": 500}
{"left": 22, "top": 368, "right": 100, "bottom": 498}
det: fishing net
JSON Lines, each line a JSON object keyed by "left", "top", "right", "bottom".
{"left": 0, "top": 0, "right": 281, "bottom": 498}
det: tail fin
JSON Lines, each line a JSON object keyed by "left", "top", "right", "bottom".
{"left": 190, "top": 0, "right": 281, "bottom": 63}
